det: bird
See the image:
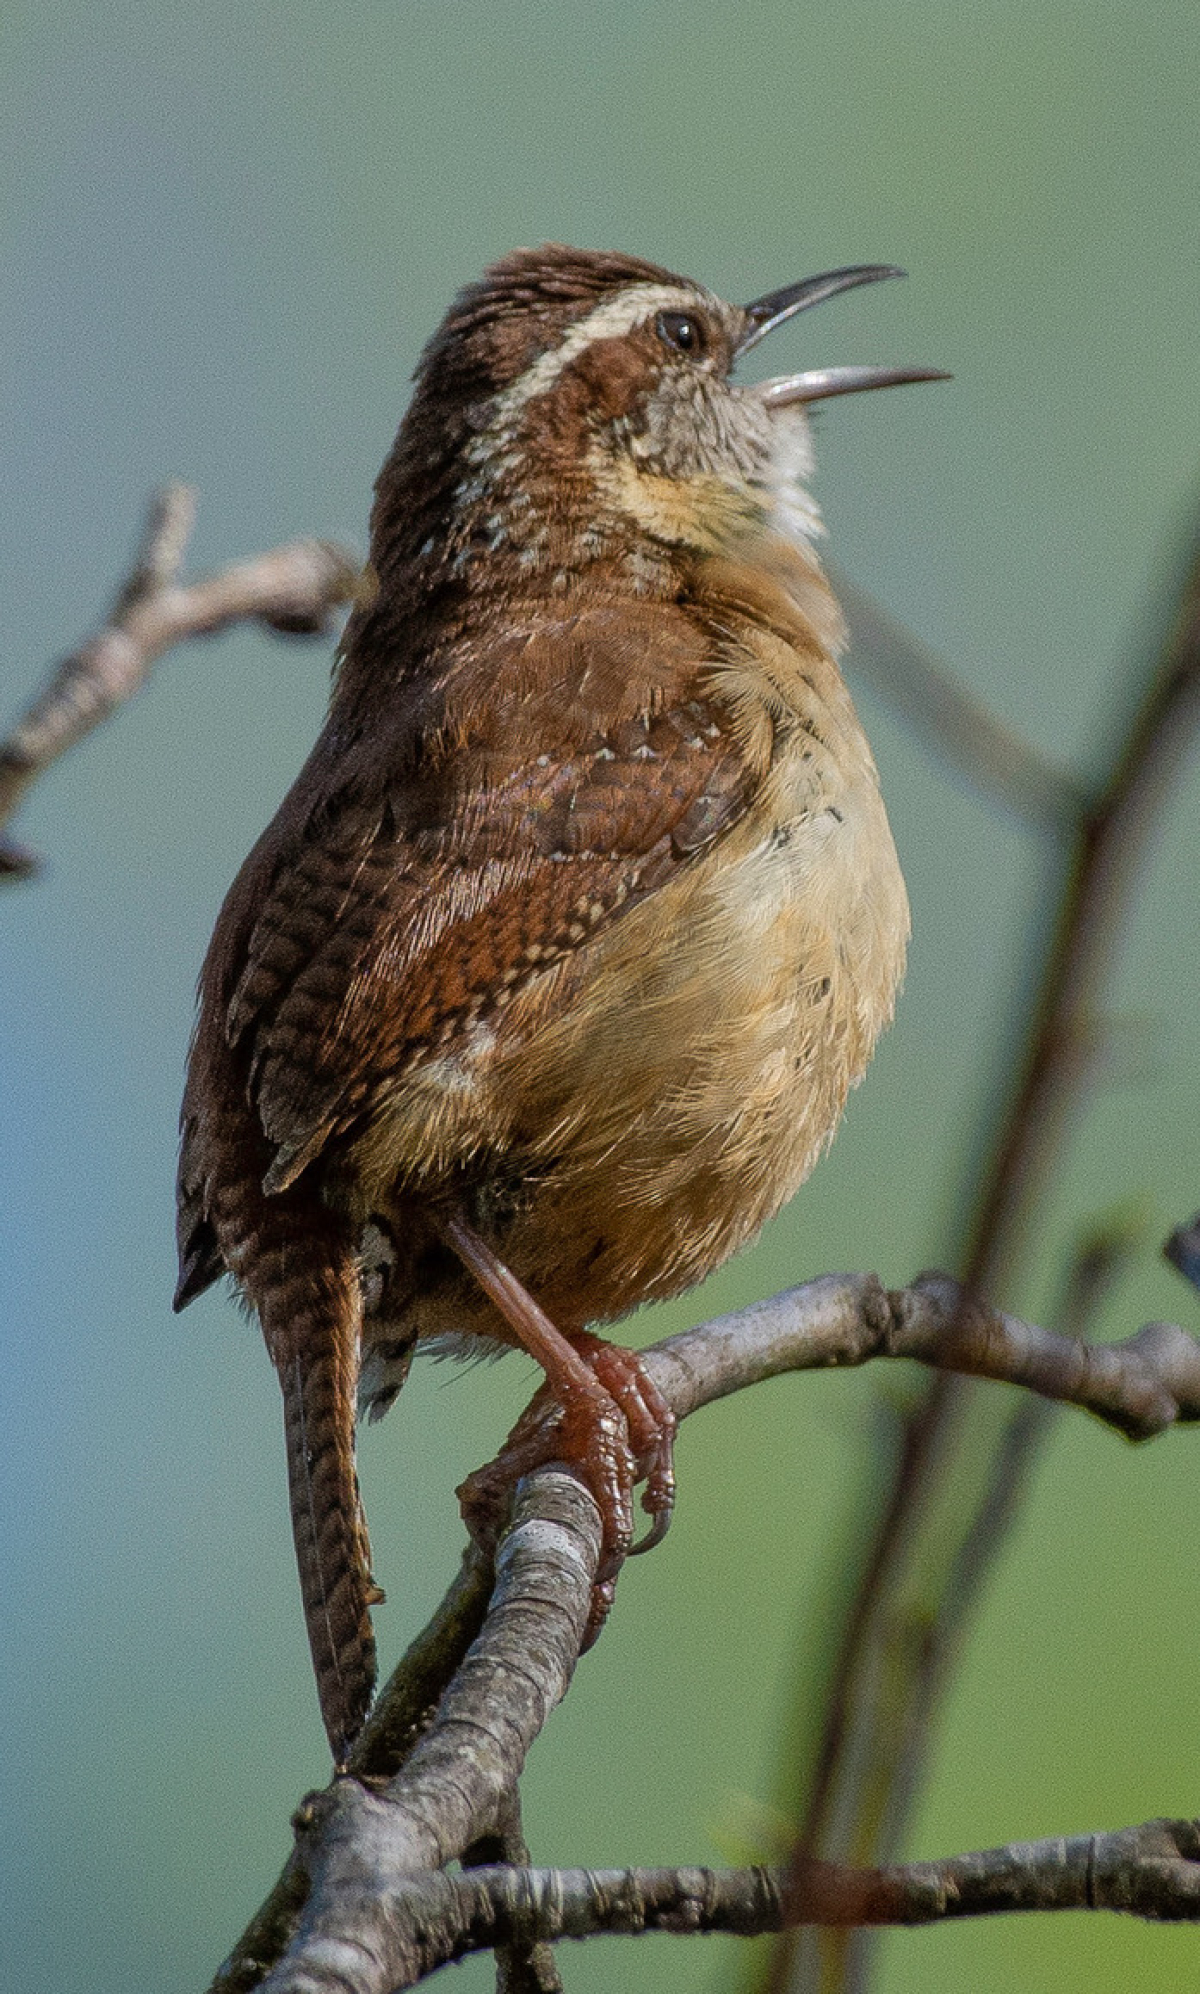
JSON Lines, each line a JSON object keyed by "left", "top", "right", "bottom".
{"left": 175, "top": 244, "right": 943, "bottom": 1766}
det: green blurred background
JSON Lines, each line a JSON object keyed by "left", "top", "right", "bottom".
{"left": 3, "top": 2, "right": 1200, "bottom": 1988}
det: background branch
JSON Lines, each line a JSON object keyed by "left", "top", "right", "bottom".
{"left": 832, "top": 565, "right": 1084, "bottom": 835}
{"left": 784, "top": 1218, "right": 1141, "bottom": 1994}
{"left": 0, "top": 484, "right": 360, "bottom": 877}
{"left": 769, "top": 509, "right": 1200, "bottom": 1993}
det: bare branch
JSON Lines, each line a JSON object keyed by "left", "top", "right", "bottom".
{"left": 225, "top": 1268, "right": 1200, "bottom": 1990}
{"left": 641, "top": 1269, "right": 1200, "bottom": 1441}
{"left": 961, "top": 522, "right": 1200, "bottom": 1300}
{"left": 0, "top": 483, "right": 361, "bottom": 878}
{"left": 238, "top": 1815, "right": 1200, "bottom": 1990}
{"left": 387, "top": 1814, "right": 1200, "bottom": 1970}
{"left": 259, "top": 1472, "right": 600, "bottom": 1994}
{"left": 212, "top": 1550, "right": 493, "bottom": 1994}
{"left": 462, "top": 1788, "right": 565, "bottom": 1994}
{"left": 870, "top": 1225, "right": 1141, "bottom": 1816}
{"left": 788, "top": 1220, "right": 1142, "bottom": 1992}
{"left": 346, "top": 1546, "right": 494, "bottom": 1785}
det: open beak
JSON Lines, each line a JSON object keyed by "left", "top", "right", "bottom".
{"left": 738, "top": 265, "right": 949, "bottom": 406}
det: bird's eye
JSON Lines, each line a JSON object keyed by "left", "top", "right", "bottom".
{"left": 656, "top": 310, "right": 705, "bottom": 357}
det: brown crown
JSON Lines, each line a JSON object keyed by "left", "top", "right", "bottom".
{"left": 415, "top": 243, "right": 688, "bottom": 402}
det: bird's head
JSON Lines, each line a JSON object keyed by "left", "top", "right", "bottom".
{"left": 369, "top": 244, "right": 945, "bottom": 601}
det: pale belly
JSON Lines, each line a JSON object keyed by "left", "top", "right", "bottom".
{"left": 352, "top": 753, "right": 908, "bottom": 1412}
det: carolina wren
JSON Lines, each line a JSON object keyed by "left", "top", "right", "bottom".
{"left": 176, "top": 245, "right": 943, "bottom": 1764}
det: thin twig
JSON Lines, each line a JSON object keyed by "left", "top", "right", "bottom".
{"left": 212, "top": 1549, "right": 493, "bottom": 1994}
{"left": 0, "top": 484, "right": 361, "bottom": 877}
{"left": 876, "top": 1229, "right": 1139, "bottom": 1823}
{"left": 962, "top": 525, "right": 1200, "bottom": 1296}
{"left": 262, "top": 1471, "right": 601, "bottom": 1994}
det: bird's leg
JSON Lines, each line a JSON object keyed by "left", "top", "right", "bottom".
{"left": 441, "top": 1212, "right": 676, "bottom": 1633}
{"left": 442, "top": 1210, "right": 632, "bottom": 1576}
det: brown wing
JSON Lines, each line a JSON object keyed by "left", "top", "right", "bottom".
{"left": 245, "top": 694, "right": 752, "bottom": 1193}
{"left": 177, "top": 591, "right": 768, "bottom": 1291}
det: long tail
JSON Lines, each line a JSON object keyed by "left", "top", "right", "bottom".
{"left": 259, "top": 1223, "right": 380, "bottom": 1767}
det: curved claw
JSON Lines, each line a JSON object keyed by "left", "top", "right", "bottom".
{"left": 457, "top": 1332, "right": 677, "bottom": 1635}
{"left": 630, "top": 1503, "right": 673, "bottom": 1556}
{"left": 457, "top": 1379, "right": 634, "bottom": 1584}
{"left": 571, "top": 1331, "right": 677, "bottom": 1559}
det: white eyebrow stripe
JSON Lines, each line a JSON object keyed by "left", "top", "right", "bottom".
{"left": 484, "top": 282, "right": 706, "bottom": 429}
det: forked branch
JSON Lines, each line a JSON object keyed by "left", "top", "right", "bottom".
{"left": 220, "top": 1267, "right": 1200, "bottom": 1994}
{"left": 0, "top": 484, "right": 360, "bottom": 877}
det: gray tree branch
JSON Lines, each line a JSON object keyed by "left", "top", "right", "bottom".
{"left": 0, "top": 483, "right": 360, "bottom": 876}
{"left": 244, "top": 1815, "right": 1200, "bottom": 1981}
{"left": 228, "top": 1268, "right": 1200, "bottom": 1993}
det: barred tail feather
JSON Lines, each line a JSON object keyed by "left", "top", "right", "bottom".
{"left": 180, "top": 1098, "right": 381, "bottom": 1765}
{"left": 266, "top": 1242, "right": 379, "bottom": 1766}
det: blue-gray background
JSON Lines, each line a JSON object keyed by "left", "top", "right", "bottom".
{"left": 4, "top": 3, "right": 1200, "bottom": 1989}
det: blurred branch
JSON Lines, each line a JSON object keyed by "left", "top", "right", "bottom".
{"left": 796, "top": 1220, "right": 1141, "bottom": 1994}
{"left": 832, "top": 565, "right": 1084, "bottom": 834}
{"left": 0, "top": 484, "right": 361, "bottom": 878}
{"left": 218, "top": 1267, "right": 1200, "bottom": 1991}
{"left": 866, "top": 1223, "right": 1141, "bottom": 1820}
{"left": 1166, "top": 1211, "right": 1200, "bottom": 1294}
{"left": 961, "top": 522, "right": 1200, "bottom": 1294}
{"left": 772, "top": 517, "right": 1200, "bottom": 1992}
